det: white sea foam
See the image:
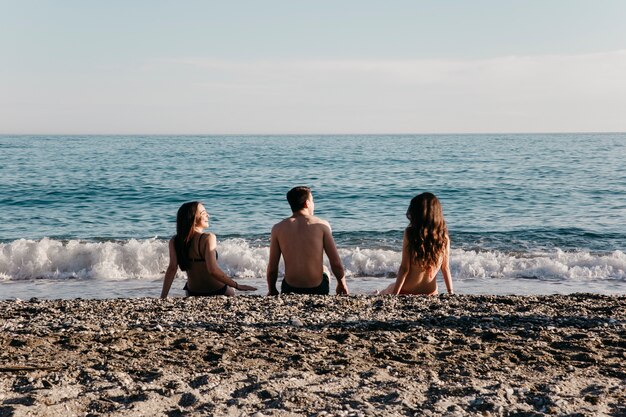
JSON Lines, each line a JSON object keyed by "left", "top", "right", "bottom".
{"left": 452, "top": 248, "right": 626, "bottom": 281}
{"left": 0, "top": 238, "right": 625, "bottom": 282}
{"left": 0, "top": 238, "right": 169, "bottom": 281}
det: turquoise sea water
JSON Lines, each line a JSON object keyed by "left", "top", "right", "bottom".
{"left": 1, "top": 134, "right": 625, "bottom": 298}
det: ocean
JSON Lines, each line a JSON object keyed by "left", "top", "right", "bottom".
{"left": 1, "top": 134, "right": 625, "bottom": 299}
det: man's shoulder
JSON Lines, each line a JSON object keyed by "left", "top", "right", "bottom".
{"left": 271, "top": 217, "right": 293, "bottom": 232}
{"left": 309, "top": 216, "right": 331, "bottom": 229}
{"left": 271, "top": 216, "right": 331, "bottom": 231}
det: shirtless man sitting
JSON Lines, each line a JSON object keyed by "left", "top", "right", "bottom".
{"left": 267, "top": 186, "right": 348, "bottom": 295}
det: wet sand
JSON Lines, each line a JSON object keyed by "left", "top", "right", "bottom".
{"left": 1, "top": 294, "right": 625, "bottom": 416}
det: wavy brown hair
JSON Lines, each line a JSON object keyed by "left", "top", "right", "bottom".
{"left": 173, "top": 201, "right": 203, "bottom": 271}
{"left": 405, "top": 193, "right": 448, "bottom": 268}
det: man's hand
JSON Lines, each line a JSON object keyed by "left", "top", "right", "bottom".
{"left": 336, "top": 278, "right": 349, "bottom": 295}
{"left": 267, "top": 286, "right": 279, "bottom": 296}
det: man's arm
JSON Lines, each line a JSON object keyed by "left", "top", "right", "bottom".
{"left": 266, "top": 227, "right": 281, "bottom": 295}
{"left": 322, "top": 223, "right": 348, "bottom": 295}
{"left": 160, "top": 238, "right": 178, "bottom": 298}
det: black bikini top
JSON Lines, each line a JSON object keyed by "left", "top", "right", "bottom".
{"left": 191, "top": 233, "right": 218, "bottom": 262}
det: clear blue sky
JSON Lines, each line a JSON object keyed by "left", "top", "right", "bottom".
{"left": 2, "top": 1, "right": 626, "bottom": 134}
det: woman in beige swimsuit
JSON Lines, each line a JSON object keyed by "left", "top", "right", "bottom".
{"left": 379, "top": 192, "right": 453, "bottom": 295}
{"left": 160, "top": 201, "right": 256, "bottom": 298}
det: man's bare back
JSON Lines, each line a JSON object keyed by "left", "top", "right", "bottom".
{"left": 272, "top": 215, "right": 330, "bottom": 287}
{"left": 267, "top": 187, "right": 348, "bottom": 295}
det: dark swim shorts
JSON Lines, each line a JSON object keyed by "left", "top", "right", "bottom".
{"left": 183, "top": 283, "right": 228, "bottom": 296}
{"left": 281, "top": 273, "right": 330, "bottom": 295}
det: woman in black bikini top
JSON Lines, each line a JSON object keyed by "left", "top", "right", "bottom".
{"left": 160, "top": 201, "right": 257, "bottom": 297}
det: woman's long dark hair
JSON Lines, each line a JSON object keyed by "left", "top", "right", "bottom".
{"left": 174, "top": 201, "right": 202, "bottom": 271}
{"left": 405, "top": 193, "right": 448, "bottom": 268}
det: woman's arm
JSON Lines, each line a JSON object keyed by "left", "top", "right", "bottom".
{"left": 392, "top": 230, "right": 411, "bottom": 294}
{"left": 160, "top": 238, "right": 179, "bottom": 298}
{"left": 441, "top": 236, "right": 454, "bottom": 294}
{"left": 204, "top": 233, "right": 256, "bottom": 291}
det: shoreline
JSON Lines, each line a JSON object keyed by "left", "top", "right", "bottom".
{"left": 1, "top": 294, "right": 625, "bottom": 416}
{"left": 2, "top": 276, "right": 626, "bottom": 301}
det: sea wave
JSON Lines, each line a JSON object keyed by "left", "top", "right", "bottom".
{"left": 0, "top": 238, "right": 625, "bottom": 282}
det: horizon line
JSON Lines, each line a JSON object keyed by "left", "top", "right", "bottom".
{"left": 1, "top": 130, "right": 625, "bottom": 137}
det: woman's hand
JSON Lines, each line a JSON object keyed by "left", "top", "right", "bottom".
{"left": 235, "top": 284, "right": 257, "bottom": 291}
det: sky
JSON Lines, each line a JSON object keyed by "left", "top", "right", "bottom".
{"left": 1, "top": 1, "right": 626, "bottom": 134}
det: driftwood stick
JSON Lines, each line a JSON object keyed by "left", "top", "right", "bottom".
{"left": 0, "top": 365, "right": 57, "bottom": 372}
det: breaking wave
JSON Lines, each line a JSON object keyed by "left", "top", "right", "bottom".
{"left": 0, "top": 238, "right": 625, "bottom": 282}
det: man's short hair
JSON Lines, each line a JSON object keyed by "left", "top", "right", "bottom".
{"left": 287, "top": 186, "right": 311, "bottom": 212}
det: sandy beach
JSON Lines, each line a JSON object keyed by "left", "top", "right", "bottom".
{"left": 1, "top": 294, "right": 624, "bottom": 416}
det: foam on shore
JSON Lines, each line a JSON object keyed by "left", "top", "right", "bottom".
{"left": 1, "top": 238, "right": 625, "bottom": 282}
